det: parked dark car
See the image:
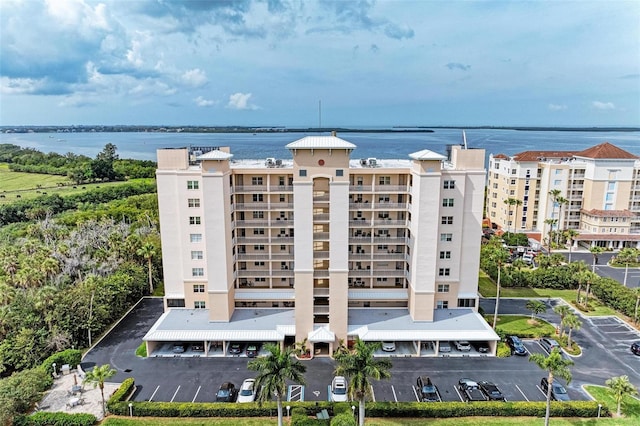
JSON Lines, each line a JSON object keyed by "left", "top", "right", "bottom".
{"left": 246, "top": 344, "right": 259, "bottom": 358}
{"left": 172, "top": 344, "right": 185, "bottom": 353}
{"left": 416, "top": 376, "right": 440, "bottom": 402}
{"left": 458, "top": 378, "right": 488, "bottom": 402}
{"left": 216, "top": 382, "right": 238, "bottom": 402}
{"left": 540, "top": 378, "right": 570, "bottom": 401}
{"left": 506, "top": 336, "right": 528, "bottom": 356}
{"left": 478, "top": 381, "right": 506, "bottom": 401}
{"left": 631, "top": 342, "right": 640, "bottom": 356}
{"left": 471, "top": 341, "right": 490, "bottom": 353}
{"left": 229, "top": 343, "right": 243, "bottom": 355}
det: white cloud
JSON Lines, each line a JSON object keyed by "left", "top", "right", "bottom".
{"left": 548, "top": 103, "right": 567, "bottom": 111}
{"left": 181, "top": 69, "right": 208, "bottom": 88}
{"left": 194, "top": 96, "right": 215, "bottom": 107}
{"left": 591, "top": 101, "right": 615, "bottom": 110}
{"left": 226, "top": 92, "right": 258, "bottom": 110}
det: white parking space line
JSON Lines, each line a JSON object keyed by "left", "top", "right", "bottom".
{"left": 391, "top": 385, "right": 398, "bottom": 403}
{"left": 536, "top": 385, "right": 547, "bottom": 398}
{"left": 453, "top": 385, "right": 464, "bottom": 402}
{"left": 149, "top": 385, "right": 160, "bottom": 402}
{"left": 370, "top": 385, "right": 376, "bottom": 402}
{"left": 412, "top": 385, "right": 420, "bottom": 402}
{"left": 192, "top": 385, "right": 201, "bottom": 403}
{"left": 170, "top": 385, "right": 181, "bottom": 402}
{"left": 515, "top": 385, "right": 529, "bottom": 401}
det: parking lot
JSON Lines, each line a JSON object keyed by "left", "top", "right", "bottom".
{"left": 83, "top": 298, "right": 640, "bottom": 405}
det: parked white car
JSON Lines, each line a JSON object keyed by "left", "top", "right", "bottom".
{"left": 237, "top": 379, "right": 256, "bottom": 403}
{"left": 331, "top": 376, "right": 348, "bottom": 402}
{"left": 381, "top": 341, "right": 396, "bottom": 352}
{"left": 455, "top": 341, "right": 472, "bottom": 351}
{"left": 439, "top": 341, "right": 452, "bottom": 353}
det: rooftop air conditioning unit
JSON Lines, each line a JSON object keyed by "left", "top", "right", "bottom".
{"left": 367, "top": 158, "right": 378, "bottom": 167}
{"left": 360, "top": 159, "right": 368, "bottom": 166}
{"left": 275, "top": 159, "right": 282, "bottom": 167}
{"left": 265, "top": 158, "right": 276, "bottom": 167}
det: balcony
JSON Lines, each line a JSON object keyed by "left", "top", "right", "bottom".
{"left": 350, "top": 219, "right": 371, "bottom": 226}
{"left": 372, "top": 236, "right": 407, "bottom": 244}
{"left": 270, "top": 202, "right": 294, "bottom": 209}
{"left": 314, "top": 213, "right": 330, "bottom": 221}
{"left": 313, "top": 251, "right": 330, "bottom": 259}
{"left": 373, "top": 202, "right": 408, "bottom": 210}
{"left": 235, "top": 203, "right": 269, "bottom": 210}
{"left": 271, "top": 236, "right": 294, "bottom": 243}
{"left": 313, "top": 287, "right": 329, "bottom": 296}
{"left": 235, "top": 220, "right": 271, "bottom": 227}
{"left": 236, "top": 254, "right": 271, "bottom": 261}
{"left": 270, "top": 185, "right": 293, "bottom": 192}
{"left": 373, "top": 219, "right": 406, "bottom": 226}
{"left": 349, "top": 185, "right": 373, "bottom": 192}
{"left": 349, "top": 202, "right": 372, "bottom": 209}
{"left": 314, "top": 232, "right": 330, "bottom": 240}
{"left": 237, "top": 236, "right": 269, "bottom": 244}
{"left": 234, "top": 185, "right": 268, "bottom": 193}
{"left": 313, "top": 305, "right": 330, "bottom": 315}
{"left": 374, "top": 185, "right": 409, "bottom": 192}
{"left": 271, "top": 270, "right": 294, "bottom": 277}
{"left": 313, "top": 270, "right": 330, "bottom": 278}
{"left": 313, "top": 195, "right": 330, "bottom": 202}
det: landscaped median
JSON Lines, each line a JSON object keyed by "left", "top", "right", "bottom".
{"left": 108, "top": 379, "right": 607, "bottom": 422}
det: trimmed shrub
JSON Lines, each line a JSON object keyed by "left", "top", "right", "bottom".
{"left": 330, "top": 412, "right": 356, "bottom": 426}
{"left": 40, "top": 350, "right": 83, "bottom": 376}
{"left": 107, "top": 378, "right": 135, "bottom": 412}
{"left": 496, "top": 342, "right": 512, "bottom": 358}
{"left": 13, "top": 412, "right": 96, "bottom": 426}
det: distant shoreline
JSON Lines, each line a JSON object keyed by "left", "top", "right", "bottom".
{"left": 1, "top": 125, "right": 638, "bottom": 134}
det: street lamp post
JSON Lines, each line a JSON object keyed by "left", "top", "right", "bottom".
{"left": 129, "top": 403, "right": 133, "bottom": 417}
{"left": 52, "top": 363, "right": 56, "bottom": 375}
{"left": 597, "top": 404, "right": 602, "bottom": 418}
{"left": 286, "top": 405, "right": 291, "bottom": 417}
{"left": 351, "top": 405, "right": 356, "bottom": 417}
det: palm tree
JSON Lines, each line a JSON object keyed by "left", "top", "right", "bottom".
{"left": 553, "top": 305, "right": 571, "bottom": 338}
{"left": 555, "top": 196, "right": 568, "bottom": 244}
{"left": 334, "top": 339, "right": 392, "bottom": 426}
{"left": 513, "top": 199, "right": 523, "bottom": 231}
{"left": 563, "top": 229, "right": 579, "bottom": 263}
{"left": 503, "top": 198, "right": 518, "bottom": 233}
{"left": 575, "top": 270, "right": 595, "bottom": 307}
{"left": 525, "top": 300, "right": 547, "bottom": 321}
{"left": 83, "top": 364, "right": 117, "bottom": 417}
{"left": 529, "top": 349, "right": 574, "bottom": 426}
{"left": 564, "top": 312, "right": 581, "bottom": 348}
{"left": 615, "top": 247, "right": 639, "bottom": 287}
{"left": 589, "top": 246, "right": 604, "bottom": 274}
{"left": 606, "top": 375, "right": 638, "bottom": 416}
{"left": 136, "top": 242, "right": 156, "bottom": 294}
{"left": 248, "top": 343, "right": 306, "bottom": 426}
{"left": 486, "top": 241, "right": 510, "bottom": 329}
{"left": 544, "top": 219, "right": 558, "bottom": 254}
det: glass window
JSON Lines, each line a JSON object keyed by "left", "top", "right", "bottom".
{"left": 193, "top": 284, "right": 205, "bottom": 293}
{"left": 457, "top": 298, "right": 476, "bottom": 308}
{"left": 167, "top": 298, "right": 186, "bottom": 307}
{"left": 300, "top": 170, "right": 307, "bottom": 177}
{"left": 191, "top": 250, "right": 203, "bottom": 260}
{"left": 437, "top": 284, "right": 450, "bottom": 292}
{"left": 252, "top": 194, "right": 264, "bottom": 202}
{"left": 443, "top": 180, "right": 455, "bottom": 189}
{"left": 188, "top": 198, "right": 200, "bottom": 207}
{"left": 252, "top": 211, "right": 264, "bottom": 219}
{"left": 442, "top": 198, "right": 454, "bottom": 207}
{"left": 252, "top": 177, "right": 263, "bottom": 185}
{"left": 379, "top": 176, "right": 391, "bottom": 185}
{"left": 194, "top": 301, "right": 206, "bottom": 309}
{"left": 336, "top": 169, "right": 344, "bottom": 177}
{"left": 439, "top": 251, "right": 451, "bottom": 259}
{"left": 441, "top": 216, "right": 453, "bottom": 225}
{"left": 190, "top": 233, "right": 202, "bottom": 243}
{"left": 438, "top": 268, "right": 450, "bottom": 276}
{"left": 187, "top": 180, "right": 199, "bottom": 190}
{"left": 436, "top": 300, "right": 448, "bottom": 309}
{"left": 440, "top": 233, "right": 452, "bottom": 242}
{"left": 189, "top": 216, "right": 201, "bottom": 225}
{"left": 192, "top": 268, "right": 204, "bottom": 277}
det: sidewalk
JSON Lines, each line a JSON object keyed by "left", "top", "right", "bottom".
{"left": 37, "top": 367, "right": 121, "bottom": 421}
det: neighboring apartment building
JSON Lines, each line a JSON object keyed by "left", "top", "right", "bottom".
{"left": 486, "top": 142, "right": 640, "bottom": 249}
{"left": 144, "top": 134, "right": 498, "bottom": 357}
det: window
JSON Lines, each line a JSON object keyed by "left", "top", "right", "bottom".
{"left": 440, "top": 233, "right": 453, "bottom": 242}
{"left": 608, "top": 182, "right": 616, "bottom": 191}
{"left": 379, "top": 176, "right": 391, "bottom": 185}
{"left": 436, "top": 300, "right": 449, "bottom": 309}
{"left": 253, "top": 228, "right": 265, "bottom": 235}
{"left": 555, "top": 169, "right": 562, "bottom": 175}
{"left": 189, "top": 216, "right": 201, "bottom": 225}
{"left": 458, "top": 298, "right": 476, "bottom": 308}
{"left": 194, "top": 301, "right": 206, "bottom": 309}
{"left": 191, "top": 250, "right": 203, "bottom": 260}
{"left": 251, "top": 177, "right": 263, "bottom": 185}
{"left": 254, "top": 245, "right": 265, "bottom": 251}
{"left": 192, "top": 268, "right": 204, "bottom": 277}
{"left": 441, "top": 216, "right": 453, "bottom": 225}
{"left": 188, "top": 198, "right": 200, "bottom": 207}
{"left": 187, "top": 180, "right": 199, "bottom": 190}
{"left": 442, "top": 198, "right": 454, "bottom": 207}
{"left": 252, "top": 194, "right": 264, "bottom": 202}
{"left": 252, "top": 211, "right": 264, "bottom": 219}
{"left": 190, "top": 233, "right": 202, "bottom": 243}
{"left": 437, "top": 284, "right": 450, "bottom": 293}
{"left": 254, "top": 261, "right": 265, "bottom": 266}
{"left": 443, "top": 180, "right": 455, "bottom": 189}
{"left": 553, "top": 180, "right": 561, "bottom": 186}
{"left": 336, "top": 169, "right": 344, "bottom": 177}
{"left": 510, "top": 179, "right": 516, "bottom": 185}
{"left": 438, "top": 268, "right": 450, "bottom": 276}
{"left": 511, "top": 169, "right": 517, "bottom": 175}
{"left": 167, "top": 298, "right": 186, "bottom": 308}
{"left": 299, "top": 170, "right": 307, "bottom": 177}
{"left": 193, "top": 284, "right": 205, "bottom": 293}
{"left": 439, "top": 251, "right": 451, "bottom": 259}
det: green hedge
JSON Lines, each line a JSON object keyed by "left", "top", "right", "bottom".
{"left": 107, "top": 377, "right": 135, "bottom": 410}
{"left": 13, "top": 412, "right": 96, "bottom": 426}
{"left": 40, "top": 349, "right": 83, "bottom": 376}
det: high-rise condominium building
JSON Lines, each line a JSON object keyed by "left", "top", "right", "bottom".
{"left": 144, "top": 134, "right": 498, "bottom": 357}
{"left": 486, "top": 142, "right": 640, "bottom": 249}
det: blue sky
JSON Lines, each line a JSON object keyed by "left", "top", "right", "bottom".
{"left": 1, "top": 0, "right": 638, "bottom": 127}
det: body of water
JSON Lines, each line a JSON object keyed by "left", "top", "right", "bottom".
{"left": 1, "top": 129, "right": 639, "bottom": 164}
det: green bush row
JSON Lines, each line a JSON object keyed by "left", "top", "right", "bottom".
{"left": 13, "top": 412, "right": 96, "bottom": 426}
{"left": 40, "top": 349, "right": 83, "bottom": 376}
{"left": 107, "top": 377, "right": 135, "bottom": 409}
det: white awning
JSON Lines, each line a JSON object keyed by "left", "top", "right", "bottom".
{"left": 308, "top": 326, "right": 335, "bottom": 343}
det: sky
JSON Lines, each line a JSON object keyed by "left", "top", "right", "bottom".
{"left": 1, "top": 0, "right": 639, "bottom": 127}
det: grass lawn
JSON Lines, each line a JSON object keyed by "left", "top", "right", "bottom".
{"left": 135, "top": 342, "right": 147, "bottom": 357}
{"left": 478, "top": 271, "right": 619, "bottom": 317}
{"left": 491, "top": 315, "right": 556, "bottom": 338}
{"left": 101, "top": 416, "right": 640, "bottom": 425}
{"left": 585, "top": 385, "right": 640, "bottom": 418}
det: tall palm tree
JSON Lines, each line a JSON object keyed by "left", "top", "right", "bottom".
{"left": 487, "top": 241, "right": 510, "bottom": 329}
{"left": 83, "top": 364, "right": 117, "bottom": 417}
{"left": 525, "top": 299, "right": 547, "bottom": 321}
{"left": 563, "top": 229, "right": 579, "bottom": 263}
{"left": 136, "top": 242, "right": 156, "bottom": 294}
{"left": 544, "top": 219, "right": 558, "bottom": 254}
{"left": 553, "top": 305, "right": 571, "bottom": 338}
{"left": 564, "top": 312, "right": 581, "bottom": 347}
{"left": 334, "top": 339, "right": 392, "bottom": 426}
{"left": 615, "top": 247, "right": 639, "bottom": 287}
{"left": 529, "top": 349, "right": 574, "bottom": 426}
{"left": 589, "top": 246, "right": 604, "bottom": 274}
{"left": 575, "top": 270, "right": 595, "bottom": 307}
{"left": 555, "top": 196, "right": 568, "bottom": 244}
{"left": 606, "top": 375, "right": 638, "bottom": 416}
{"left": 503, "top": 198, "right": 518, "bottom": 233}
{"left": 248, "top": 343, "right": 306, "bottom": 426}
{"left": 513, "top": 198, "right": 523, "bottom": 231}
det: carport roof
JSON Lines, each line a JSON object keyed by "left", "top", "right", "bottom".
{"left": 347, "top": 308, "right": 499, "bottom": 341}
{"left": 143, "top": 308, "right": 295, "bottom": 342}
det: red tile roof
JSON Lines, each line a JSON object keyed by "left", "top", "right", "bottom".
{"left": 513, "top": 151, "right": 577, "bottom": 162}
{"left": 575, "top": 142, "right": 638, "bottom": 159}
{"left": 493, "top": 154, "right": 508, "bottom": 160}
{"left": 580, "top": 209, "right": 637, "bottom": 218}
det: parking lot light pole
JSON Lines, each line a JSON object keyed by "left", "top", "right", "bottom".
{"left": 286, "top": 405, "right": 290, "bottom": 417}
{"left": 351, "top": 405, "right": 355, "bottom": 417}
{"left": 598, "top": 404, "right": 602, "bottom": 418}
{"left": 129, "top": 403, "right": 133, "bottom": 417}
